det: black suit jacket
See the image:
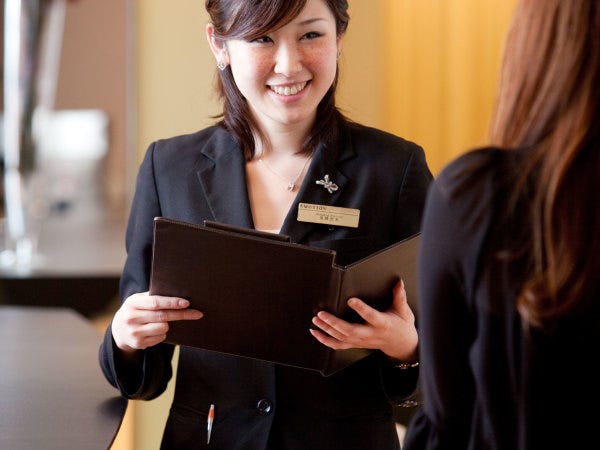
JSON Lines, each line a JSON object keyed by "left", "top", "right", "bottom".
{"left": 100, "top": 123, "right": 432, "bottom": 450}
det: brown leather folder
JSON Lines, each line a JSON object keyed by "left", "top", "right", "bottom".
{"left": 149, "top": 217, "right": 420, "bottom": 376}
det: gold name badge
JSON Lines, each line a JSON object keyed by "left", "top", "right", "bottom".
{"left": 297, "top": 203, "right": 360, "bottom": 228}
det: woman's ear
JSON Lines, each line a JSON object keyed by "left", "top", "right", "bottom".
{"left": 206, "top": 23, "right": 229, "bottom": 69}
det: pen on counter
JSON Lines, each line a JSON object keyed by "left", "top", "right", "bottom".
{"left": 207, "top": 403, "right": 215, "bottom": 444}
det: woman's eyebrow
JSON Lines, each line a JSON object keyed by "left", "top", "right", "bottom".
{"left": 297, "top": 17, "right": 328, "bottom": 27}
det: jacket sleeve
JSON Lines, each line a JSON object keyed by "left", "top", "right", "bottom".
{"left": 380, "top": 142, "right": 433, "bottom": 404}
{"left": 99, "top": 142, "right": 176, "bottom": 400}
{"left": 394, "top": 142, "right": 434, "bottom": 238}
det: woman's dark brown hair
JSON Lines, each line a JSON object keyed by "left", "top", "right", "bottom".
{"left": 489, "top": 0, "right": 600, "bottom": 327}
{"left": 205, "top": 0, "right": 350, "bottom": 159}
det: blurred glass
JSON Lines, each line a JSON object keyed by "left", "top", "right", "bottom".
{"left": 2, "top": 0, "right": 67, "bottom": 269}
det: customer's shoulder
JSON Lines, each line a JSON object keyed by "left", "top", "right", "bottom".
{"left": 434, "top": 147, "right": 514, "bottom": 205}
{"left": 440, "top": 146, "right": 506, "bottom": 182}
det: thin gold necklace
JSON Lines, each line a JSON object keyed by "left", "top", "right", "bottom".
{"left": 258, "top": 151, "right": 313, "bottom": 192}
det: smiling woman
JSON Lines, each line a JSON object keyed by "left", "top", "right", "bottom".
{"left": 207, "top": 0, "right": 339, "bottom": 139}
{"left": 99, "top": 0, "right": 433, "bottom": 448}
{"left": 206, "top": 0, "right": 344, "bottom": 230}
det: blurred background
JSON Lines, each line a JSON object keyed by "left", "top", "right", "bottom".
{"left": 1, "top": 0, "right": 516, "bottom": 448}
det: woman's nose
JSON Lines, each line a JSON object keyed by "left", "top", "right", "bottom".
{"left": 274, "top": 43, "right": 303, "bottom": 76}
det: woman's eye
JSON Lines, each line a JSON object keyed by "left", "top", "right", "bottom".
{"left": 302, "top": 31, "right": 322, "bottom": 40}
{"left": 251, "top": 36, "right": 273, "bottom": 44}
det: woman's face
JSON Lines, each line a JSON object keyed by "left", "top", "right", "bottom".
{"left": 216, "top": 0, "right": 341, "bottom": 136}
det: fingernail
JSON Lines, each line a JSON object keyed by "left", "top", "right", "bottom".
{"left": 178, "top": 299, "right": 190, "bottom": 307}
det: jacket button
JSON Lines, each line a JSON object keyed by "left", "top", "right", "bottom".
{"left": 256, "top": 399, "right": 273, "bottom": 415}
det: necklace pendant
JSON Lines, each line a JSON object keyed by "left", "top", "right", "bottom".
{"left": 287, "top": 182, "right": 295, "bottom": 191}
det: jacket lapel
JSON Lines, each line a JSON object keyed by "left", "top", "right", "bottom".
{"left": 194, "top": 130, "right": 254, "bottom": 228}
{"left": 193, "top": 125, "right": 356, "bottom": 242}
{"left": 281, "top": 129, "right": 355, "bottom": 243}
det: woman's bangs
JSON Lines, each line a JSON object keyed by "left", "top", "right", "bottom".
{"left": 227, "top": 0, "right": 307, "bottom": 40}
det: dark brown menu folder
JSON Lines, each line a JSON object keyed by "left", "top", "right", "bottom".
{"left": 149, "top": 217, "right": 420, "bottom": 376}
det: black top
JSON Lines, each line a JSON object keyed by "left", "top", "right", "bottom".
{"left": 99, "top": 122, "right": 433, "bottom": 450}
{"left": 403, "top": 147, "right": 600, "bottom": 450}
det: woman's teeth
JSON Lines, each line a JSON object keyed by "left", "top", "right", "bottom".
{"left": 270, "top": 82, "right": 307, "bottom": 96}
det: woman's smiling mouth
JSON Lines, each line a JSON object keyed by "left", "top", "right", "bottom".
{"left": 270, "top": 81, "right": 308, "bottom": 96}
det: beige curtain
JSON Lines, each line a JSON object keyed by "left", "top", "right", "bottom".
{"left": 338, "top": 0, "right": 516, "bottom": 174}
{"left": 383, "top": 0, "right": 517, "bottom": 173}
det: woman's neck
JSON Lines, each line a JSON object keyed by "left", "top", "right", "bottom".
{"left": 247, "top": 123, "right": 315, "bottom": 231}
{"left": 254, "top": 116, "right": 314, "bottom": 158}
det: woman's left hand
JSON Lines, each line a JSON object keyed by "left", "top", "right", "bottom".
{"left": 310, "top": 280, "right": 418, "bottom": 361}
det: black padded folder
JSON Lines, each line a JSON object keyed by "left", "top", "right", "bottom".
{"left": 149, "top": 217, "right": 420, "bottom": 376}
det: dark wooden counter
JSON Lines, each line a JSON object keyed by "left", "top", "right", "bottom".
{"left": 0, "top": 306, "right": 127, "bottom": 449}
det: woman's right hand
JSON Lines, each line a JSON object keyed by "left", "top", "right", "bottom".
{"left": 112, "top": 292, "right": 203, "bottom": 355}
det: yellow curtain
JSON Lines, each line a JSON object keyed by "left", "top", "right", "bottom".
{"left": 383, "top": 0, "right": 516, "bottom": 174}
